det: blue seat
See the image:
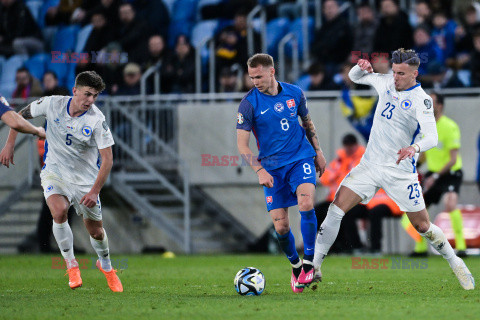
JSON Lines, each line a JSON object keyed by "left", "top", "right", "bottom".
{"left": 171, "top": 0, "right": 198, "bottom": 22}
{"left": 191, "top": 20, "right": 219, "bottom": 70}
{"left": 24, "top": 53, "right": 50, "bottom": 81}
{"left": 295, "top": 74, "right": 311, "bottom": 91}
{"left": 162, "top": 0, "right": 177, "bottom": 16}
{"left": 0, "top": 54, "right": 28, "bottom": 98}
{"left": 75, "top": 24, "right": 93, "bottom": 53}
{"left": 25, "top": 0, "right": 43, "bottom": 24}
{"left": 266, "top": 17, "right": 290, "bottom": 59}
{"left": 286, "top": 17, "right": 314, "bottom": 59}
{"left": 191, "top": 20, "right": 219, "bottom": 48}
{"left": 65, "top": 63, "right": 76, "bottom": 94}
{"left": 46, "top": 59, "right": 68, "bottom": 87}
{"left": 52, "top": 25, "right": 80, "bottom": 52}
{"left": 0, "top": 56, "right": 5, "bottom": 80}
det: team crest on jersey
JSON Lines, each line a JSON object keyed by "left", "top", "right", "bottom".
{"left": 424, "top": 99, "right": 432, "bottom": 109}
{"left": 286, "top": 99, "right": 296, "bottom": 110}
{"left": 0, "top": 96, "right": 9, "bottom": 106}
{"left": 81, "top": 125, "right": 93, "bottom": 137}
{"left": 400, "top": 99, "right": 412, "bottom": 110}
{"left": 237, "top": 112, "right": 244, "bottom": 124}
{"left": 274, "top": 102, "right": 284, "bottom": 113}
{"left": 266, "top": 196, "right": 273, "bottom": 205}
{"left": 54, "top": 118, "right": 60, "bottom": 124}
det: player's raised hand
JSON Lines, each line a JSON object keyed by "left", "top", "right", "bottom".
{"left": 80, "top": 191, "right": 99, "bottom": 208}
{"left": 257, "top": 168, "right": 274, "bottom": 188}
{"left": 315, "top": 153, "right": 326, "bottom": 177}
{"left": 396, "top": 146, "right": 416, "bottom": 165}
{"left": 357, "top": 59, "right": 373, "bottom": 73}
{"left": 0, "top": 144, "right": 15, "bottom": 168}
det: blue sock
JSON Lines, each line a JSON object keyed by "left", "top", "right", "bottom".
{"left": 300, "top": 209, "right": 317, "bottom": 262}
{"left": 275, "top": 229, "right": 300, "bottom": 265}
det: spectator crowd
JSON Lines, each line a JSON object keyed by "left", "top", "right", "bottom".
{"left": 1, "top": 0, "right": 480, "bottom": 97}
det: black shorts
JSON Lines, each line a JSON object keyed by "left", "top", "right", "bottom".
{"left": 423, "top": 170, "right": 463, "bottom": 206}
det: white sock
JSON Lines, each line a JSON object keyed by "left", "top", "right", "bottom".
{"left": 52, "top": 221, "right": 78, "bottom": 269}
{"left": 90, "top": 228, "right": 112, "bottom": 271}
{"left": 313, "top": 204, "right": 345, "bottom": 269}
{"left": 420, "top": 223, "right": 455, "bottom": 263}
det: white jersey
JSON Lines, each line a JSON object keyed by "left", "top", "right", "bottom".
{"left": 349, "top": 65, "right": 436, "bottom": 172}
{"left": 31, "top": 95, "right": 114, "bottom": 186}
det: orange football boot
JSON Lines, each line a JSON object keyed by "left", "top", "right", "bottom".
{"left": 66, "top": 267, "right": 83, "bottom": 289}
{"left": 96, "top": 260, "right": 123, "bottom": 292}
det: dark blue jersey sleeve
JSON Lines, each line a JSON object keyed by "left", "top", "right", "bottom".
{"left": 236, "top": 98, "right": 254, "bottom": 131}
{"left": 0, "top": 96, "right": 13, "bottom": 118}
{"left": 297, "top": 89, "right": 308, "bottom": 117}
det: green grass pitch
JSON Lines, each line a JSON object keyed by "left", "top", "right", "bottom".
{"left": 0, "top": 254, "right": 479, "bottom": 319}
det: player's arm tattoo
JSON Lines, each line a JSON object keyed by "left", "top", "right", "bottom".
{"left": 18, "top": 104, "right": 33, "bottom": 119}
{"left": 301, "top": 114, "right": 322, "bottom": 153}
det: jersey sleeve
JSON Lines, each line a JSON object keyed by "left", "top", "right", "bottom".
{"left": 297, "top": 89, "right": 308, "bottom": 117}
{"left": 30, "top": 96, "right": 51, "bottom": 118}
{"left": 445, "top": 121, "right": 461, "bottom": 150}
{"left": 415, "top": 96, "right": 438, "bottom": 152}
{"left": 348, "top": 65, "right": 388, "bottom": 93}
{"left": 0, "top": 96, "right": 13, "bottom": 118}
{"left": 93, "top": 119, "right": 115, "bottom": 149}
{"left": 236, "top": 98, "right": 254, "bottom": 131}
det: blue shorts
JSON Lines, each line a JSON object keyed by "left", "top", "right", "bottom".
{"left": 264, "top": 158, "right": 316, "bottom": 211}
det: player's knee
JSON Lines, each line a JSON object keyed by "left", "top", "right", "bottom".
{"left": 414, "top": 221, "right": 430, "bottom": 234}
{"left": 298, "top": 197, "right": 314, "bottom": 211}
{"left": 274, "top": 224, "right": 290, "bottom": 235}
{"left": 50, "top": 204, "right": 69, "bottom": 223}
{"left": 90, "top": 228, "right": 104, "bottom": 240}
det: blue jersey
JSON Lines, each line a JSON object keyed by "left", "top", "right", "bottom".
{"left": 236, "top": 81, "right": 316, "bottom": 170}
{"left": 0, "top": 95, "right": 13, "bottom": 118}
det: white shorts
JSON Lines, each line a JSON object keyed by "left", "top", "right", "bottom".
{"left": 40, "top": 170, "right": 102, "bottom": 221}
{"left": 340, "top": 159, "right": 426, "bottom": 212}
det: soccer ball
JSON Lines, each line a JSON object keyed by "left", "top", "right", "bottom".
{"left": 234, "top": 267, "right": 265, "bottom": 296}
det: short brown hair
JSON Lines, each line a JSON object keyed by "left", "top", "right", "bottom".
{"left": 75, "top": 71, "right": 106, "bottom": 92}
{"left": 247, "top": 53, "right": 274, "bottom": 68}
{"left": 391, "top": 48, "right": 420, "bottom": 68}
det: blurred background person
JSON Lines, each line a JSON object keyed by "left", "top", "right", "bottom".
{"left": 0, "top": 0, "right": 44, "bottom": 56}
{"left": 115, "top": 63, "right": 142, "bottom": 96}
{"left": 12, "top": 68, "right": 43, "bottom": 99}
{"left": 314, "top": 134, "right": 366, "bottom": 253}
{"left": 162, "top": 35, "right": 195, "bottom": 94}
{"left": 42, "top": 71, "right": 70, "bottom": 96}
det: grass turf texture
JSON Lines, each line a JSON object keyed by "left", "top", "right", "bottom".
{"left": 0, "top": 254, "right": 479, "bottom": 319}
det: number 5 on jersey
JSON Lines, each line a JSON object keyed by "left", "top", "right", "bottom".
{"left": 66, "top": 134, "right": 72, "bottom": 145}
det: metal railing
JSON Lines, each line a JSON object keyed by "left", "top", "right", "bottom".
{"left": 195, "top": 36, "right": 216, "bottom": 93}
{"left": 278, "top": 32, "right": 299, "bottom": 82}
{"left": 140, "top": 62, "right": 162, "bottom": 96}
{"left": 247, "top": 5, "right": 267, "bottom": 56}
